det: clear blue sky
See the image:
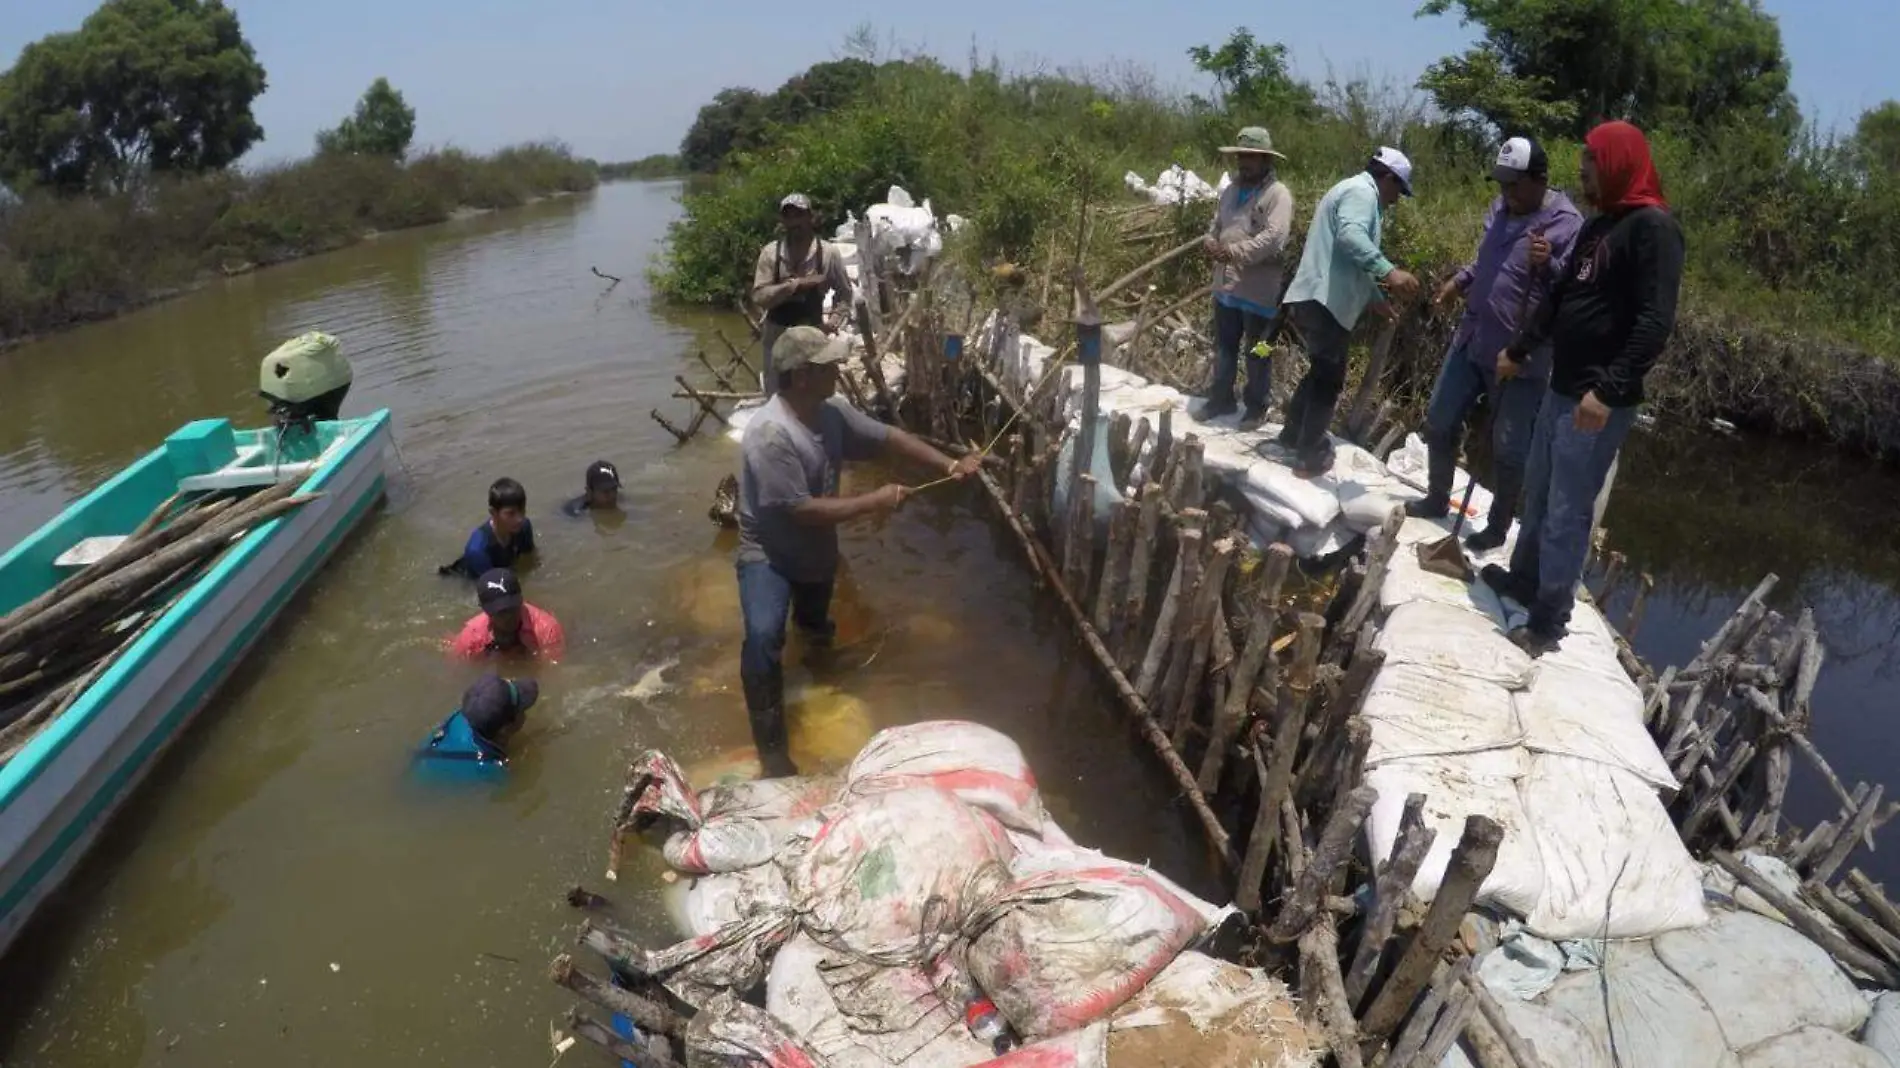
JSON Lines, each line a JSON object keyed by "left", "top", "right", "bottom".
{"left": 3, "top": 0, "right": 1895, "bottom": 164}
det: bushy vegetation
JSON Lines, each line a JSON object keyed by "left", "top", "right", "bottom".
{"left": 0, "top": 143, "right": 597, "bottom": 342}
{"left": 652, "top": 19, "right": 1900, "bottom": 449}
{"left": 597, "top": 155, "right": 686, "bottom": 181}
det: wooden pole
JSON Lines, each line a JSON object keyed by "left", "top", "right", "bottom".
{"left": 1340, "top": 508, "right": 1405, "bottom": 640}
{"left": 566, "top": 1011, "right": 683, "bottom": 1068}
{"left": 1345, "top": 793, "right": 1434, "bottom": 1006}
{"left": 549, "top": 953, "right": 687, "bottom": 1037}
{"left": 1846, "top": 870, "right": 1900, "bottom": 947}
{"left": 1125, "top": 417, "right": 1153, "bottom": 487}
{"left": 852, "top": 301, "right": 899, "bottom": 416}
{"left": 673, "top": 376, "right": 730, "bottom": 427}
{"left": 713, "top": 329, "right": 761, "bottom": 381}
{"left": 972, "top": 467, "right": 1237, "bottom": 866}
{"left": 1092, "top": 498, "right": 1138, "bottom": 637}
{"left": 1679, "top": 741, "right": 1757, "bottom": 845}
{"left": 1268, "top": 784, "right": 1379, "bottom": 939}
{"left": 694, "top": 349, "right": 742, "bottom": 392}
{"left": 1804, "top": 882, "right": 1900, "bottom": 963}
{"left": 1463, "top": 970, "right": 1545, "bottom": 1068}
{"left": 1812, "top": 783, "right": 1886, "bottom": 885}
{"left": 1385, "top": 963, "right": 1456, "bottom": 1068}
{"left": 1136, "top": 512, "right": 1204, "bottom": 701}
{"left": 1198, "top": 545, "right": 1293, "bottom": 792}
{"left": 1344, "top": 315, "right": 1401, "bottom": 443}
{"left": 1096, "top": 237, "right": 1204, "bottom": 304}
{"left": 1117, "top": 483, "right": 1166, "bottom": 672}
{"left": 1170, "top": 537, "right": 1237, "bottom": 745}
{"left": 1625, "top": 573, "right": 1656, "bottom": 641}
{"left": 649, "top": 409, "right": 693, "bottom": 444}
{"left": 1298, "top": 918, "right": 1366, "bottom": 1068}
{"left": 1711, "top": 851, "right": 1900, "bottom": 986}
{"left": 1360, "top": 815, "right": 1505, "bottom": 1046}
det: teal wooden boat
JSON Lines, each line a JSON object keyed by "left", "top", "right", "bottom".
{"left": 0, "top": 411, "right": 391, "bottom": 957}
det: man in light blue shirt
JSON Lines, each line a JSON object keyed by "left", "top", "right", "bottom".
{"left": 1279, "top": 147, "right": 1422, "bottom": 475}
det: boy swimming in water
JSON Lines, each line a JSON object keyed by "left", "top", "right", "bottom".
{"left": 561, "top": 460, "right": 622, "bottom": 517}
{"left": 440, "top": 477, "right": 536, "bottom": 578}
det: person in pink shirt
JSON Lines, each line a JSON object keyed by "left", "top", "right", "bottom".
{"left": 448, "top": 568, "right": 565, "bottom": 661}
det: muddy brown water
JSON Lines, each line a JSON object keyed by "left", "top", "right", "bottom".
{"left": 0, "top": 183, "right": 1208, "bottom": 1067}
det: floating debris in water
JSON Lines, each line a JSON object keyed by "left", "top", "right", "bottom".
{"left": 618, "top": 655, "right": 679, "bottom": 705}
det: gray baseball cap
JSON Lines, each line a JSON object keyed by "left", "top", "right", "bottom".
{"left": 773, "top": 326, "right": 849, "bottom": 374}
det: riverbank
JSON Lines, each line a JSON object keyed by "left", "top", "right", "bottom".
{"left": 0, "top": 142, "right": 598, "bottom": 350}
{"left": 652, "top": 58, "right": 1900, "bottom": 460}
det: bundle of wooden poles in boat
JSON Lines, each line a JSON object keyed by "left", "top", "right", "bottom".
{"left": 0, "top": 480, "right": 318, "bottom": 766}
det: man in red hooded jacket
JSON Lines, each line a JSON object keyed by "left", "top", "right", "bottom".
{"left": 1481, "top": 121, "right": 1685, "bottom": 654}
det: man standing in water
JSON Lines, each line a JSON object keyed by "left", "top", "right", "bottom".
{"left": 736, "top": 326, "right": 980, "bottom": 775}
{"left": 1279, "top": 148, "right": 1423, "bottom": 476}
{"left": 1197, "top": 126, "right": 1295, "bottom": 427}
{"left": 1407, "top": 137, "right": 1584, "bottom": 551}
{"left": 750, "top": 193, "right": 855, "bottom": 398}
{"left": 1483, "top": 121, "right": 1684, "bottom": 655}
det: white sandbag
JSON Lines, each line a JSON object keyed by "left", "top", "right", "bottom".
{"left": 1543, "top": 941, "right": 1739, "bottom": 1068}
{"left": 1519, "top": 753, "right": 1708, "bottom": 939}
{"left": 1289, "top": 517, "right": 1357, "bottom": 559}
{"left": 1375, "top": 601, "right": 1535, "bottom": 688}
{"left": 681, "top": 864, "right": 795, "bottom": 937}
{"left": 1438, "top": 993, "right": 1612, "bottom": 1068}
{"left": 1241, "top": 458, "right": 1342, "bottom": 529}
{"left": 789, "top": 785, "right": 1014, "bottom": 963}
{"left": 1475, "top": 927, "right": 1566, "bottom": 1002}
{"left": 1653, "top": 908, "right": 1868, "bottom": 1051}
{"left": 1516, "top": 661, "right": 1677, "bottom": 790}
{"left": 1743, "top": 1027, "right": 1892, "bottom": 1068}
{"left": 766, "top": 935, "right": 989, "bottom": 1068}
{"left": 1107, "top": 951, "right": 1319, "bottom": 1068}
{"left": 844, "top": 721, "right": 1048, "bottom": 834}
{"left": 1363, "top": 749, "right": 1546, "bottom": 919}
{"left": 963, "top": 866, "right": 1205, "bottom": 1040}
{"left": 686, "top": 992, "right": 833, "bottom": 1068}
{"left": 1379, "top": 541, "right": 1509, "bottom": 625}
{"left": 1005, "top": 840, "right": 1236, "bottom": 932}
{"left": 1861, "top": 992, "right": 1900, "bottom": 1068}
{"left": 626, "top": 749, "right": 839, "bottom": 875}
{"left": 1361, "top": 662, "right": 1522, "bottom": 765}
{"left": 1339, "top": 483, "right": 1406, "bottom": 533}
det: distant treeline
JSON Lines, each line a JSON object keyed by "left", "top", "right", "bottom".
{"left": 595, "top": 155, "right": 686, "bottom": 181}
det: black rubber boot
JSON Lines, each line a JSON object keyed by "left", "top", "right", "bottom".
{"left": 1464, "top": 463, "right": 1523, "bottom": 553}
{"left": 1480, "top": 563, "right": 1537, "bottom": 608}
{"left": 1405, "top": 493, "right": 1450, "bottom": 519}
{"left": 1198, "top": 394, "right": 1239, "bottom": 420}
{"left": 742, "top": 669, "right": 798, "bottom": 778}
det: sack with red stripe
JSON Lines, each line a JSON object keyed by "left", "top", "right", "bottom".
{"left": 843, "top": 721, "right": 1047, "bottom": 834}
{"left": 623, "top": 750, "right": 837, "bottom": 875}
{"left": 961, "top": 867, "right": 1205, "bottom": 1041}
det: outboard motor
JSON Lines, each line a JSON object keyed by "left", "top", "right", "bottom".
{"left": 259, "top": 331, "right": 352, "bottom": 434}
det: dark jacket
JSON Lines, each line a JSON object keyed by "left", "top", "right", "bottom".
{"left": 1508, "top": 206, "right": 1685, "bottom": 407}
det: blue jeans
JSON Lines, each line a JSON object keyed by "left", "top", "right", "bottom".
{"left": 1423, "top": 342, "right": 1546, "bottom": 495}
{"left": 1211, "top": 301, "right": 1273, "bottom": 410}
{"left": 737, "top": 559, "right": 835, "bottom": 713}
{"left": 1508, "top": 392, "right": 1638, "bottom": 631}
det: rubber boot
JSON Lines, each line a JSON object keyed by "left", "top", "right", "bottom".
{"left": 1464, "top": 463, "right": 1523, "bottom": 553}
{"left": 742, "top": 669, "right": 798, "bottom": 778}
{"left": 1405, "top": 433, "right": 1456, "bottom": 518}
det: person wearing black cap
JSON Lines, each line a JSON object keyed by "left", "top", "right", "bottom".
{"left": 751, "top": 192, "right": 855, "bottom": 399}
{"left": 561, "top": 460, "right": 623, "bottom": 517}
{"left": 1409, "top": 136, "right": 1584, "bottom": 552}
{"left": 448, "top": 567, "right": 567, "bottom": 661}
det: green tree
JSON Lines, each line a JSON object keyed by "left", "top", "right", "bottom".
{"left": 1416, "top": 0, "right": 1795, "bottom": 140}
{"left": 316, "top": 77, "right": 416, "bottom": 159}
{"left": 1855, "top": 101, "right": 1900, "bottom": 174}
{"left": 0, "top": 0, "right": 266, "bottom": 193}
{"left": 679, "top": 88, "right": 771, "bottom": 172}
{"left": 764, "top": 59, "right": 877, "bottom": 128}
{"left": 1187, "top": 28, "right": 1319, "bottom": 120}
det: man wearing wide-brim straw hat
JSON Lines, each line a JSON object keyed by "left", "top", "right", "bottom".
{"left": 1198, "top": 127, "right": 1295, "bottom": 428}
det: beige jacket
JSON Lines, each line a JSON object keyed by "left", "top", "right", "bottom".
{"left": 1208, "top": 178, "right": 1295, "bottom": 312}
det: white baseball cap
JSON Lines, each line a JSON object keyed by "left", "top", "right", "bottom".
{"left": 1492, "top": 136, "right": 1549, "bottom": 182}
{"left": 1371, "top": 146, "right": 1414, "bottom": 197}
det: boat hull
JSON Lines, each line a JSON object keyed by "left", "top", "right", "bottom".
{"left": 0, "top": 412, "right": 391, "bottom": 957}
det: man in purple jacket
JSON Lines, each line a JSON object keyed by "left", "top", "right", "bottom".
{"left": 1406, "top": 137, "right": 1583, "bottom": 551}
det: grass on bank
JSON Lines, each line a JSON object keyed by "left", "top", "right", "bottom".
{"left": 652, "top": 59, "right": 1900, "bottom": 452}
{"left": 0, "top": 142, "right": 598, "bottom": 343}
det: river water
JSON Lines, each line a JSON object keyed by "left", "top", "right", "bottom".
{"left": 0, "top": 183, "right": 1207, "bottom": 1067}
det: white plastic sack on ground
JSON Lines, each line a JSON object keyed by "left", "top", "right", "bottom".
{"left": 1516, "top": 662, "right": 1678, "bottom": 790}
{"left": 789, "top": 785, "right": 1014, "bottom": 964}
{"left": 963, "top": 866, "right": 1205, "bottom": 1040}
{"left": 1375, "top": 601, "right": 1535, "bottom": 688}
{"left": 1543, "top": 941, "right": 1739, "bottom": 1068}
{"left": 640, "top": 911, "right": 799, "bottom": 1006}
{"left": 1379, "top": 540, "right": 1509, "bottom": 625}
{"left": 680, "top": 863, "right": 795, "bottom": 937}
{"left": 765, "top": 936, "right": 989, "bottom": 1068}
{"left": 1005, "top": 840, "right": 1235, "bottom": 933}
{"left": 1241, "top": 458, "right": 1343, "bottom": 529}
{"left": 687, "top": 992, "right": 834, "bottom": 1068}
{"left": 1339, "top": 483, "right": 1407, "bottom": 533}
{"left": 1363, "top": 748, "right": 1546, "bottom": 918}
{"left": 1107, "top": 951, "right": 1319, "bottom": 1068}
{"left": 1742, "top": 1027, "right": 1891, "bottom": 1068}
{"left": 1439, "top": 994, "right": 1613, "bottom": 1068}
{"left": 627, "top": 750, "right": 840, "bottom": 875}
{"left": 845, "top": 721, "right": 1049, "bottom": 834}
{"left": 1361, "top": 662, "right": 1523, "bottom": 765}
{"left": 1653, "top": 908, "right": 1868, "bottom": 1051}
{"left": 1519, "top": 753, "right": 1708, "bottom": 939}
{"left": 1860, "top": 992, "right": 1900, "bottom": 1067}
{"left": 1475, "top": 926, "right": 1566, "bottom": 1001}
{"left": 1289, "top": 517, "right": 1357, "bottom": 560}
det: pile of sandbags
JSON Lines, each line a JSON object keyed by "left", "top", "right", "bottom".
{"left": 1122, "top": 166, "right": 1220, "bottom": 206}
{"left": 633, "top": 721, "right": 1318, "bottom": 1067}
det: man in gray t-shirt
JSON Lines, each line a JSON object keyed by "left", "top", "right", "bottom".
{"left": 736, "top": 325, "right": 979, "bottom": 775}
